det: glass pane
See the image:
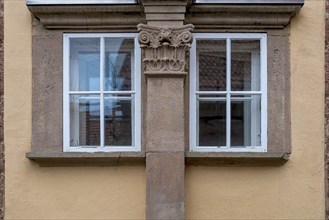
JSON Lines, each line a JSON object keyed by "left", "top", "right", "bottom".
{"left": 70, "top": 95, "right": 100, "bottom": 147}
{"left": 231, "top": 40, "right": 260, "bottom": 91}
{"left": 105, "top": 38, "right": 134, "bottom": 91}
{"left": 231, "top": 94, "right": 261, "bottom": 147}
{"left": 70, "top": 38, "right": 100, "bottom": 91}
{"left": 104, "top": 95, "right": 133, "bottom": 146}
{"left": 198, "top": 98, "right": 226, "bottom": 147}
{"left": 197, "top": 40, "right": 226, "bottom": 91}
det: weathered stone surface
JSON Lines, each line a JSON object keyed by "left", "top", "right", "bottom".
{"left": 146, "top": 77, "right": 185, "bottom": 152}
{"left": 26, "top": 152, "right": 145, "bottom": 167}
{"left": 267, "top": 31, "right": 291, "bottom": 153}
{"left": 325, "top": 0, "right": 329, "bottom": 218}
{"left": 146, "top": 152, "right": 185, "bottom": 219}
{"left": 138, "top": 23, "right": 194, "bottom": 76}
{"left": 27, "top": 5, "right": 146, "bottom": 30}
{"left": 0, "top": 0, "right": 4, "bottom": 218}
{"left": 186, "top": 4, "right": 303, "bottom": 30}
{"left": 138, "top": 16, "right": 191, "bottom": 220}
{"left": 186, "top": 152, "right": 289, "bottom": 166}
{"left": 32, "top": 33, "right": 63, "bottom": 152}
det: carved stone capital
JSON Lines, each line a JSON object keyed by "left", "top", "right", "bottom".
{"left": 137, "top": 23, "right": 194, "bottom": 76}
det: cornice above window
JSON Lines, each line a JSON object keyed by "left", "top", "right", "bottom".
{"left": 26, "top": 5, "right": 146, "bottom": 30}
{"left": 26, "top": 1, "right": 303, "bottom": 30}
{"left": 186, "top": 4, "right": 303, "bottom": 30}
{"left": 26, "top": 0, "right": 137, "bottom": 5}
{"left": 193, "top": 0, "right": 303, "bottom": 4}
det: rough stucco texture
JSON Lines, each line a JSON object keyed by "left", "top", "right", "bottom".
{"left": 4, "top": 1, "right": 146, "bottom": 219}
{"left": 4, "top": 0, "right": 325, "bottom": 220}
{"left": 186, "top": 0, "right": 325, "bottom": 219}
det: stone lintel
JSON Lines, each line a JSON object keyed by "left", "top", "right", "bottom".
{"left": 26, "top": 5, "right": 146, "bottom": 30}
{"left": 26, "top": 2, "right": 302, "bottom": 30}
{"left": 186, "top": 4, "right": 302, "bottom": 30}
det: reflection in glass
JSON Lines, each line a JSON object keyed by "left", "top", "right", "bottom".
{"left": 70, "top": 38, "right": 100, "bottom": 91}
{"left": 231, "top": 40, "right": 260, "bottom": 91}
{"left": 231, "top": 95, "right": 261, "bottom": 147}
{"left": 105, "top": 38, "right": 134, "bottom": 91}
{"left": 70, "top": 95, "right": 100, "bottom": 147}
{"left": 197, "top": 40, "right": 226, "bottom": 91}
{"left": 104, "top": 96, "right": 132, "bottom": 146}
{"left": 198, "top": 99, "right": 226, "bottom": 146}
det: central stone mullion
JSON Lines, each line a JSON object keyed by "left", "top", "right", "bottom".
{"left": 138, "top": 12, "right": 193, "bottom": 218}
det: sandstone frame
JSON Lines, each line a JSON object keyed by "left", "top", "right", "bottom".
{"left": 25, "top": 1, "right": 301, "bottom": 166}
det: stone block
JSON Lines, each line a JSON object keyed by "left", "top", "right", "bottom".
{"left": 146, "top": 152, "right": 185, "bottom": 219}
{"left": 146, "top": 78, "right": 185, "bottom": 152}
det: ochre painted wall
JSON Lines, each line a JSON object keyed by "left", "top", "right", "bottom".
{"left": 186, "top": 0, "right": 326, "bottom": 219}
{"left": 4, "top": 1, "right": 146, "bottom": 219}
{"left": 4, "top": 0, "right": 325, "bottom": 219}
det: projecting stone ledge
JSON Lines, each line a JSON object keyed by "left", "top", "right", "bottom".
{"left": 186, "top": 4, "right": 303, "bottom": 30}
{"left": 26, "top": 151, "right": 146, "bottom": 167}
{"left": 186, "top": 152, "right": 290, "bottom": 166}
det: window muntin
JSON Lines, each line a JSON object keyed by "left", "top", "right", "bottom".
{"left": 63, "top": 33, "right": 141, "bottom": 152}
{"left": 190, "top": 33, "right": 267, "bottom": 152}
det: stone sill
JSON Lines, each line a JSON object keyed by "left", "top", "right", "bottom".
{"left": 27, "top": 151, "right": 289, "bottom": 167}
{"left": 186, "top": 152, "right": 290, "bottom": 166}
{"left": 26, "top": 152, "right": 146, "bottom": 167}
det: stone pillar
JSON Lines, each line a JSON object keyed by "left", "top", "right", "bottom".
{"left": 138, "top": 3, "right": 193, "bottom": 217}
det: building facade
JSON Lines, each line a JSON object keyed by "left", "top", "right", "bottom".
{"left": 3, "top": 0, "right": 326, "bottom": 219}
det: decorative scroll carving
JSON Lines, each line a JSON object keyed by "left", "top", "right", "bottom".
{"left": 137, "top": 24, "right": 194, "bottom": 75}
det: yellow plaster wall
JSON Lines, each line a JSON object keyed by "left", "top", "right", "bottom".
{"left": 186, "top": 0, "right": 326, "bottom": 219}
{"left": 4, "top": 0, "right": 325, "bottom": 219}
{"left": 4, "top": 1, "right": 146, "bottom": 219}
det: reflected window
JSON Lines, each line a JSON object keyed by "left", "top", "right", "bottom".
{"left": 64, "top": 34, "right": 141, "bottom": 152}
{"left": 190, "top": 33, "right": 267, "bottom": 152}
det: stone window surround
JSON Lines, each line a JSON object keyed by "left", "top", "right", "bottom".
{"left": 25, "top": 2, "right": 302, "bottom": 166}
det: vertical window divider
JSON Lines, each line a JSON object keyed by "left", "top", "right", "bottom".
{"left": 260, "top": 34, "right": 268, "bottom": 151}
{"left": 100, "top": 37, "right": 105, "bottom": 148}
{"left": 226, "top": 38, "right": 231, "bottom": 148}
{"left": 63, "top": 34, "right": 70, "bottom": 151}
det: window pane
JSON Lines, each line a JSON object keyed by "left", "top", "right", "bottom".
{"left": 70, "top": 95, "right": 100, "bottom": 147}
{"left": 104, "top": 38, "right": 134, "bottom": 91}
{"left": 231, "top": 94, "right": 261, "bottom": 147}
{"left": 198, "top": 98, "right": 226, "bottom": 147}
{"left": 70, "top": 38, "right": 100, "bottom": 91}
{"left": 231, "top": 40, "right": 260, "bottom": 91}
{"left": 197, "top": 40, "right": 226, "bottom": 91}
{"left": 104, "top": 95, "right": 133, "bottom": 146}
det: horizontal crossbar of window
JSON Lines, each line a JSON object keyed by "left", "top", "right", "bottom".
{"left": 193, "top": 0, "right": 304, "bottom": 4}
{"left": 26, "top": 0, "right": 137, "bottom": 5}
{"left": 196, "top": 91, "right": 262, "bottom": 95}
{"left": 68, "top": 91, "right": 135, "bottom": 94}
{"left": 198, "top": 97, "right": 253, "bottom": 101}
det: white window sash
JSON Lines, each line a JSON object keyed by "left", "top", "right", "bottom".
{"left": 63, "top": 33, "right": 141, "bottom": 152}
{"left": 189, "top": 33, "right": 267, "bottom": 152}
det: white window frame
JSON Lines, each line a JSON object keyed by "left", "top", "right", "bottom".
{"left": 189, "top": 33, "right": 267, "bottom": 152}
{"left": 63, "top": 33, "right": 141, "bottom": 152}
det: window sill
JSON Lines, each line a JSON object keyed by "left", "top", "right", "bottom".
{"left": 26, "top": 151, "right": 289, "bottom": 167}
{"left": 186, "top": 152, "right": 289, "bottom": 166}
{"left": 26, "top": 151, "right": 145, "bottom": 167}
